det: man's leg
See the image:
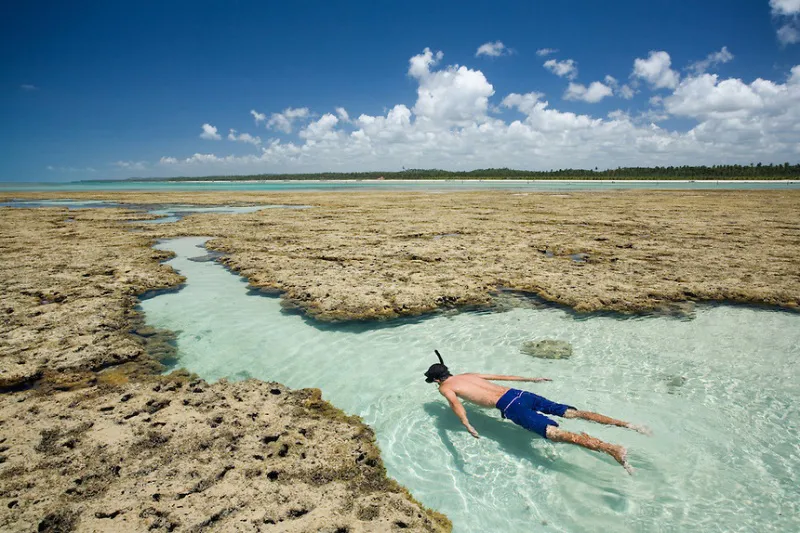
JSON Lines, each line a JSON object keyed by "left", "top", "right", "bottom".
{"left": 546, "top": 426, "right": 633, "bottom": 474}
{"left": 563, "top": 409, "right": 652, "bottom": 435}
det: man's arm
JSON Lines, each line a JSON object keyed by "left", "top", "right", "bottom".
{"left": 440, "top": 389, "right": 479, "bottom": 438}
{"left": 475, "top": 374, "right": 551, "bottom": 383}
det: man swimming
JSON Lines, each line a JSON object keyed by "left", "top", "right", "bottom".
{"left": 425, "top": 351, "right": 648, "bottom": 474}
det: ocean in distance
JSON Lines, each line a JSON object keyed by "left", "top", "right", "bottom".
{"left": 2, "top": 179, "right": 800, "bottom": 193}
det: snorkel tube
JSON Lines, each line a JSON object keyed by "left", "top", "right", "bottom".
{"left": 425, "top": 350, "right": 451, "bottom": 382}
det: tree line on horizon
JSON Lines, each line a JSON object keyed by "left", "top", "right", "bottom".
{"left": 116, "top": 162, "right": 800, "bottom": 182}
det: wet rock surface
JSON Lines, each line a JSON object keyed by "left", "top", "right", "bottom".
{"left": 520, "top": 340, "right": 573, "bottom": 359}
{"left": 41, "top": 189, "right": 796, "bottom": 322}
{"left": 0, "top": 376, "right": 448, "bottom": 532}
{"left": 4, "top": 190, "right": 799, "bottom": 322}
{"left": 0, "top": 207, "right": 183, "bottom": 389}
{"left": 0, "top": 205, "right": 450, "bottom": 532}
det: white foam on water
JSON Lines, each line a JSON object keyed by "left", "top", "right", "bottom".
{"left": 139, "top": 237, "right": 800, "bottom": 533}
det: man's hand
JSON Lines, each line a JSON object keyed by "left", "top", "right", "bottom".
{"left": 442, "top": 389, "right": 479, "bottom": 438}
{"left": 530, "top": 377, "right": 552, "bottom": 383}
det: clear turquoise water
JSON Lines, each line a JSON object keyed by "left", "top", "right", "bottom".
{"left": 2, "top": 179, "right": 799, "bottom": 192}
{"left": 139, "top": 237, "right": 800, "bottom": 533}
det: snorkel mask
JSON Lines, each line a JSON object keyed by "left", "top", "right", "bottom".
{"left": 424, "top": 350, "right": 451, "bottom": 383}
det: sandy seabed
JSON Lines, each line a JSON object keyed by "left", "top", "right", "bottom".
{"left": 1, "top": 189, "right": 798, "bottom": 531}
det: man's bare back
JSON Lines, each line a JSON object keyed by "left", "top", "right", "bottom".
{"left": 437, "top": 373, "right": 540, "bottom": 408}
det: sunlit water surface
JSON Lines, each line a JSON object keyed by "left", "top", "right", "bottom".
{"left": 140, "top": 237, "right": 800, "bottom": 533}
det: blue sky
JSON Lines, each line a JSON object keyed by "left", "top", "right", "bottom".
{"left": 2, "top": 0, "right": 800, "bottom": 181}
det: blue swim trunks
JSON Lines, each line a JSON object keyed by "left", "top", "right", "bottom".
{"left": 496, "top": 388, "right": 575, "bottom": 438}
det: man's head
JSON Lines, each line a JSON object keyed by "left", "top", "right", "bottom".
{"left": 424, "top": 350, "right": 451, "bottom": 383}
{"left": 424, "top": 363, "right": 451, "bottom": 383}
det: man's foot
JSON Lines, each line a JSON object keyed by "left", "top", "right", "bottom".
{"left": 610, "top": 445, "right": 634, "bottom": 475}
{"left": 627, "top": 423, "right": 653, "bottom": 436}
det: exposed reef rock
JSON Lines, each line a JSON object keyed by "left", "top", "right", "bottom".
{"left": 0, "top": 206, "right": 450, "bottom": 532}
{"left": 490, "top": 292, "right": 551, "bottom": 312}
{"left": 520, "top": 340, "right": 573, "bottom": 359}
{"left": 5, "top": 190, "right": 799, "bottom": 322}
{"left": 0, "top": 207, "right": 182, "bottom": 389}
{"left": 0, "top": 376, "right": 449, "bottom": 532}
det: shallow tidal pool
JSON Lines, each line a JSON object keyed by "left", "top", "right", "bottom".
{"left": 139, "top": 237, "right": 800, "bottom": 533}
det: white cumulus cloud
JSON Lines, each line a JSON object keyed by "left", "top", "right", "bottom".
{"left": 619, "top": 85, "right": 636, "bottom": 99}
{"left": 536, "top": 48, "right": 558, "bottom": 57}
{"left": 335, "top": 107, "right": 350, "bottom": 122}
{"left": 228, "top": 129, "right": 262, "bottom": 145}
{"left": 688, "top": 46, "right": 734, "bottom": 75}
{"left": 199, "top": 123, "right": 222, "bottom": 140}
{"left": 501, "top": 92, "right": 545, "bottom": 112}
{"left": 113, "top": 160, "right": 147, "bottom": 170}
{"left": 604, "top": 75, "right": 636, "bottom": 99}
{"left": 564, "top": 81, "right": 614, "bottom": 103}
{"left": 632, "top": 51, "right": 680, "bottom": 89}
{"left": 544, "top": 58, "right": 578, "bottom": 80}
{"left": 408, "top": 47, "right": 443, "bottom": 78}
{"left": 409, "top": 48, "right": 495, "bottom": 126}
{"left": 770, "top": 0, "right": 800, "bottom": 45}
{"left": 502, "top": 91, "right": 600, "bottom": 131}
{"left": 791, "top": 65, "right": 800, "bottom": 83}
{"left": 46, "top": 165, "right": 96, "bottom": 172}
{"left": 299, "top": 113, "right": 340, "bottom": 140}
{"left": 147, "top": 49, "right": 800, "bottom": 177}
{"left": 770, "top": 0, "right": 800, "bottom": 15}
{"left": 250, "top": 109, "right": 266, "bottom": 124}
{"left": 476, "top": 41, "right": 509, "bottom": 57}
{"left": 777, "top": 23, "right": 800, "bottom": 45}
{"left": 665, "top": 72, "right": 800, "bottom": 120}
{"left": 266, "top": 107, "right": 310, "bottom": 133}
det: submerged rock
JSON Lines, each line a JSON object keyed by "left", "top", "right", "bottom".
{"left": 666, "top": 375, "right": 687, "bottom": 387}
{"left": 491, "top": 292, "right": 550, "bottom": 312}
{"left": 187, "top": 251, "right": 225, "bottom": 263}
{"left": 521, "top": 339, "right": 573, "bottom": 359}
{"left": 132, "top": 326, "right": 158, "bottom": 337}
{"left": 665, "top": 375, "right": 688, "bottom": 394}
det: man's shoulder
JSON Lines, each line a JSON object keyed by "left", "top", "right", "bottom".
{"left": 437, "top": 383, "right": 456, "bottom": 397}
{"left": 443, "top": 374, "right": 483, "bottom": 390}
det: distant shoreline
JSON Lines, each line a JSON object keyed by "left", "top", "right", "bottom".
{"left": 122, "top": 178, "right": 800, "bottom": 184}
{"left": 3, "top": 178, "right": 800, "bottom": 191}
